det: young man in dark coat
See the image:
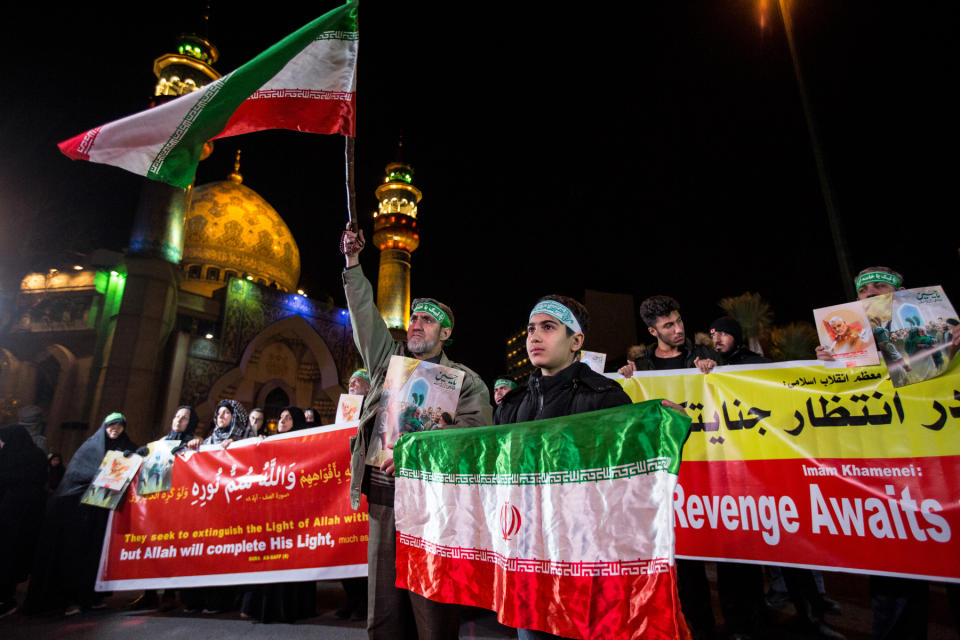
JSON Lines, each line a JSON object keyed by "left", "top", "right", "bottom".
{"left": 619, "top": 295, "right": 716, "bottom": 376}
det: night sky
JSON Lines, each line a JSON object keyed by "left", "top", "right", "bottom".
{"left": 1, "top": 1, "right": 955, "bottom": 384}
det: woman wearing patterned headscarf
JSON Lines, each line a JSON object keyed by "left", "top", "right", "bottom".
{"left": 205, "top": 399, "right": 249, "bottom": 445}
{"left": 186, "top": 399, "right": 249, "bottom": 450}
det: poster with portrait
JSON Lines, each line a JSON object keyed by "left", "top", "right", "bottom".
{"left": 863, "top": 286, "right": 959, "bottom": 387}
{"left": 580, "top": 350, "right": 607, "bottom": 374}
{"left": 137, "top": 440, "right": 179, "bottom": 496}
{"left": 335, "top": 394, "right": 365, "bottom": 425}
{"left": 81, "top": 450, "right": 142, "bottom": 510}
{"left": 365, "top": 355, "right": 464, "bottom": 467}
{"left": 813, "top": 301, "right": 880, "bottom": 369}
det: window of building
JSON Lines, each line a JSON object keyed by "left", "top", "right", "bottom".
{"left": 187, "top": 265, "right": 202, "bottom": 279}
{"left": 206, "top": 267, "right": 221, "bottom": 281}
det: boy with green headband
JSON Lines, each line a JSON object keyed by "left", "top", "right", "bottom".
{"left": 495, "top": 294, "right": 630, "bottom": 426}
{"left": 340, "top": 227, "right": 491, "bottom": 639}
{"left": 495, "top": 295, "right": 691, "bottom": 639}
{"left": 495, "top": 295, "right": 630, "bottom": 640}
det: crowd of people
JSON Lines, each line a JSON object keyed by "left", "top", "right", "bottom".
{"left": 2, "top": 226, "right": 957, "bottom": 640}
{"left": 340, "top": 224, "right": 957, "bottom": 640}
{"left": 0, "top": 374, "right": 372, "bottom": 622}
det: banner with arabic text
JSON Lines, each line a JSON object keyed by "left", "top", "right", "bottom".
{"left": 96, "top": 424, "right": 367, "bottom": 590}
{"left": 617, "top": 360, "right": 960, "bottom": 582}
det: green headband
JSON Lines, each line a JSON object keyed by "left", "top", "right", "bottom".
{"left": 104, "top": 412, "right": 125, "bottom": 426}
{"left": 530, "top": 300, "right": 582, "bottom": 334}
{"left": 494, "top": 379, "right": 517, "bottom": 390}
{"left": 350, "top": 368, "right": 371, "bottom": 383}
{"left": 411, "top": 300, "right": 452, "bottom": 328}
{"left": 855, "top": 271, "right": 902, "bottom": 290}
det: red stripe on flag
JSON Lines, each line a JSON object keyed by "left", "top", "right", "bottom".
{"left": 216, "top": 95, "right": 356, "bottom": 139}
{"left": 58, "top": 126, "right": 102, "bottom": 161}
{"left": 396, "top": 537, "right": 690, "bottom": 640}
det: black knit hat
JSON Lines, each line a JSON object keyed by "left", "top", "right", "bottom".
{"left": 709, "top": 317, "right": 743, "bottom": 346}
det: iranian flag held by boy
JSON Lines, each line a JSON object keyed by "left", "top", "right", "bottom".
{"left": 393, "top": 400, "right": 692, "bottom": 639}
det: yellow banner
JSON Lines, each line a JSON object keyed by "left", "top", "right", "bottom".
{"left": 617, "top": 360, "right": 960, "bottom": 462}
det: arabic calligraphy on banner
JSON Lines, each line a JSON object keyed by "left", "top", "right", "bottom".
{"left": 617, "top": 361, "right": 960, "bottom": 582}
{"left": 96, "top": 424, "right": 367, "bottom": 591}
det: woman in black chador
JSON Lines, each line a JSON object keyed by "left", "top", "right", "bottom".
{"left": 24, "top": 412, "right": 136, "bottom": 616}
{"left": 239, "top": 407, "right": 317, "bottom": 623}
{"left": 0, "top": 422, "right": 49, "bottom": 618}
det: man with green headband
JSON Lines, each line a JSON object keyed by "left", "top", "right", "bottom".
{"left": 492, "top": 377, "right": 517, "bottom": 406}
{"left": 815, "top": 265, "right": 949, "bottom": 638}
{"left": 340, "top": 227, "right": 492, "bottom": 640}
{"left": 816, "top": 266, "right": 906, "bottom": 362}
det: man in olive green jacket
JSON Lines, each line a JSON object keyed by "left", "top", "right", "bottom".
{"left": 341, "top": 227, "right": 492, "bottom": 640}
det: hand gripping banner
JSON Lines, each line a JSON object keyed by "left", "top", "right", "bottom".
{"left": 617, "top": 360, "right": 960, "bottom": 583}
{"left": 96, "top": 424, "right": 367, "bottom": 590}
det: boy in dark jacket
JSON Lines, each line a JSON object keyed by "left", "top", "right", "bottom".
{"left": 495, "top": 295, "right": 630, "bottom": 425}
{"left": 493, "top": 295, "right": 627, "bottom": 640}
{"left": 495, "top": 295, "right": 686, "bottom": 640}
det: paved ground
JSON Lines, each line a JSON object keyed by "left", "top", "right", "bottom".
{"left": 2, "top": 569, "right": 957, "bottom": 639}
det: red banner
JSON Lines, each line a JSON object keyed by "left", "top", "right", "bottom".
{"left": 675, "top": 456, "right": 960, "bottom": 580}
{"left": 96, "top": 424, "right": 367, "bottom": 590}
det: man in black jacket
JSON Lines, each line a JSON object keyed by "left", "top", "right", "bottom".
{"left": 709, "top": 317, "right": 769, "bottom": 366}
{"left": 712, "top": 316, "right": 845, "bottom": 638}
{"left": 619, "top": 295, "right": 717, "bottom": 376}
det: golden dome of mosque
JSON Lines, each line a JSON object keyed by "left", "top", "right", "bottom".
{"left": 181, "top": 152, "right": 300, "bottom": 295}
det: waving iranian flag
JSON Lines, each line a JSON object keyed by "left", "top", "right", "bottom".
{"left": 58, "top": 1, "right": 357, "bottom": 189}
{"left": 394, "top": 402, "right": 692, "bottom": 640}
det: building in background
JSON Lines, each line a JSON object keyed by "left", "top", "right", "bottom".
{"left": 372, "top": 150, "right": 421, "bottom": 334}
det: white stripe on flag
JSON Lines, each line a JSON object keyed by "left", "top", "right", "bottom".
{"left": 85, "top": 83, "right": 214, "bottom": 174}
{"left": 396, "top": 472, "right": 677, "bottom": 564}
{"left": 255, "top": 37, "right": 357, "bottom": 94}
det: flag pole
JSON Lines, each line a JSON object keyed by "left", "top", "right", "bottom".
{"left": 345, "top": 136, "right": 359, "bottom": 228}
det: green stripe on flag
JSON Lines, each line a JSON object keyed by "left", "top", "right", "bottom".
{"left": 148, "top": 1, "right": 358, "bottom": 187}
{"left": 394, "top": 400, "right": 690, "bottom": 482}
